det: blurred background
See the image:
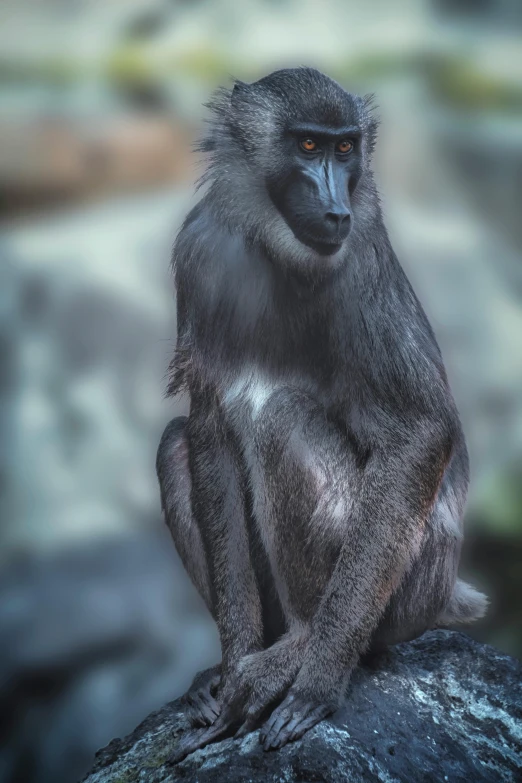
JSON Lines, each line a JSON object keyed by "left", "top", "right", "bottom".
{"left": 0, "top": 1, "right": 521, "bottom": 781}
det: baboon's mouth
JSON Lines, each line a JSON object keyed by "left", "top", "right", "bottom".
{"left": 301, "top": 235, "right": 344, "bottom": 256}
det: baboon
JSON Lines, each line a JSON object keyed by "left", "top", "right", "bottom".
{"left": 156, "top": 67, "right": 487, "bottom": 761}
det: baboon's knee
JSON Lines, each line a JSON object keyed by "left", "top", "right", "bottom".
{"left": 156, "top": 416, "right": 188, "bottom": 482}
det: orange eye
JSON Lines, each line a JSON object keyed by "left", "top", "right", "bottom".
{"left": 300, "top": 138, "right": 317, "bottom": 152}
{"left": 337, "top": 140, "right": 353, "bottom": 154}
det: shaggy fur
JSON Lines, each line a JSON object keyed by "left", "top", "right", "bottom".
{"left": 156, "top": 67, "right": 487, "bottom": 762}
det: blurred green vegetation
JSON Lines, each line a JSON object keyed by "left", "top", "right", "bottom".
{"left": 474, "top": 463, "right": 522, "bottom": 536}
{"left": 430, "top": 57, "right": 522, "bottom": 112}
{"left": 2, "top": 41, "right": 521, "bottom": 115}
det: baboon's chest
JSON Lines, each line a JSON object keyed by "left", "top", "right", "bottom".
{"left": 220, "top": 369, "right": 349, "bottom": 524}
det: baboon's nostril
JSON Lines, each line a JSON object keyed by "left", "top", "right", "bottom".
{"left": 325, "top": 210, "right": 351, "bottom": 228}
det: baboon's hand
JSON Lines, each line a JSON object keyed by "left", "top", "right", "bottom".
{"left": 168, "top": 668, "right": 252, "bottom": 764}
{"left": 260, "top": 685, "right": 337, "bottom": 750}
{"left": 168, "top": 661, "right": 291, "bottom": 764}
{"left": 231, "top": 657, "right": 291, "bottom": 739}
{"left": 168, "top": 709, "right": 236, "bottom": 764}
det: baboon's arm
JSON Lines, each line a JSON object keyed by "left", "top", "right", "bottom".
{"left": 260, "top": 419, "right": 453, "bottom": 749}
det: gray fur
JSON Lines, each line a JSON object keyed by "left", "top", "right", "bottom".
{"left": 156, "top": 67, "right": 487, "bottom": 762}
{"left": 437, "top": 578, "right": 489, "bottom": 626}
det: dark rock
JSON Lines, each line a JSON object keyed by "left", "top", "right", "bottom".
{"left": 82, "top": 631, "right": 522, "bottom": 783}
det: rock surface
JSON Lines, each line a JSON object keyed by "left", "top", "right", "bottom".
{"left": 82, "top": 631, "right": 522, "bottom": 783}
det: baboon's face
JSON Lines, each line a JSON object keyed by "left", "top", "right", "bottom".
{"left": 266, "top": 122, "right": 362, "bottom": 257}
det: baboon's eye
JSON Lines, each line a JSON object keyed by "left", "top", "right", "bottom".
{"left": 337, "top": 139, "right": 353, "bottom": 154}
{"left": 300, "top": 138, "right": 318, "bottom": 152}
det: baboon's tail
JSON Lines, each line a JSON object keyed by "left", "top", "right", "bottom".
{"left": 437, "top": 578, "right": 488, "bottom": 626}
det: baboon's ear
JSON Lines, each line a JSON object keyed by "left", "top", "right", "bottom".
{"left": 231, "top": 80, "right": 250, "bottom": 105}
{"left": 362, "top": 93, "right": 380, "bottom": 157}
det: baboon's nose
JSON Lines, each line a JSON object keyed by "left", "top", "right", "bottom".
{"left": 324, "top": 209, "right": 351, "bottom": 237}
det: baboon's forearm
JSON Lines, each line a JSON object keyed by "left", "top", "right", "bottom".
{"left": 295, "top": 426, "right": 453, "bottom": 691}
{"left": 237, "top": 626, "right": 309, "bottom": 696}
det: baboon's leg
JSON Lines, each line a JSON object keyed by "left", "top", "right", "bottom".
{"left": 248, "top": 386, "right": 359, "bottom": 626}
{"left": 370, "top": 475, "right": 487, "bottom": 650}
{"left": 369, "top": 519, "right": 460, "bottom": 650}
{"left": 156, "top": 417, "right": 220, "bottom": 725}
{"left": 156, "top": 416, "right": 212, "bottom": 612}
{"left": 253, "top": 391, "right": 484, "bottom": 652}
